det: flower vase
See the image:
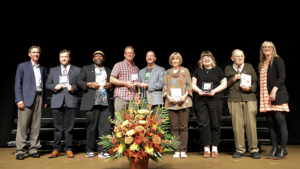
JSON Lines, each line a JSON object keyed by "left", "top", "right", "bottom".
{"left": 129, "top": 158, "right": 149, "bottom": 169}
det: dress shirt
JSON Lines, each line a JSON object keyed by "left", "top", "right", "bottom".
{"left": 233, "top": 63, "right": 244, "bottom": 73}
{"left": 61, "top": 64, "right": 70, "bottom": 75}
{"left": 31, "top": 60, "right": 42, "bottom": 91}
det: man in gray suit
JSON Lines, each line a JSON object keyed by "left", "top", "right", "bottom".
{"left": 46, "top": 49, "right": 81, "bottom": 158}
{"left": 138, "top": 51, "right": 165, "bottom": 108}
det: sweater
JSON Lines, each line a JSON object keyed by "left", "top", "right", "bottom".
{"left": 225, "top": 63, "right": 257, "bottom": 102}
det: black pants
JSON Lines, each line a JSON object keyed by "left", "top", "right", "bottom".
{"left": 86, "top": 105, "right": 111, "bottom": 153}
{"left": 194, "top": 96, "right": 223, "bottom": 147}
{"left": 52, "top": 106, "right": 75, "bottom": 152}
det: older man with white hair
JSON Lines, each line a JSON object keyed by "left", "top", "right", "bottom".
{"left": 225, "top": 49, "right": 261, "bottom": 159}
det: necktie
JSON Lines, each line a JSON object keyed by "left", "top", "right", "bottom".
{"left": 237, "top": 66, "right": 241, "bottom": 74}
{"left": 63, "top": 66, "right": 67, "bottom": 76}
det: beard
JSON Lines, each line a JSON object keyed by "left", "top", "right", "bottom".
{"left": 94, "top": 60, "right": 103, "bottom": 67}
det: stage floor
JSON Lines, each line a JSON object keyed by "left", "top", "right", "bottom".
{"left": 0, "top": 145, "right": 299, "bottom": 169}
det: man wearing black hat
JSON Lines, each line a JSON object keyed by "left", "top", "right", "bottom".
{"left": 76, "top": 51, "right": 113, "bottom": 158}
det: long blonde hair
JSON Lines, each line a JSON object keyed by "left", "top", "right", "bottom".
{"left": 258, "top": 41, "right": 279, "bottom": 72}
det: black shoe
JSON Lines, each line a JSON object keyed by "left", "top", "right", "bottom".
{"left": 16, "top": 154, "right": 24, "bottom": 160}
{"left": 251, "top": 152, "right": 261, "bottom": 159}
{"left": 266, "top": 148, "right": 278, "bottom": 159}
{"left": 274, "top": 148, "right": 288, "bottom": 160}
{"left": 232, "top": 152, "right": 245, "bottom": 158}
{"left": 29, "top": 153, "right": 40, "bottom": 158}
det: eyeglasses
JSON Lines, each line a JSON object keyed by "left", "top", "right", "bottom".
{"left": 262, "top": 46, "right": 273, "bottom": 49}
{"left": 125, "top": 52, "right": 134, "bottom": 54}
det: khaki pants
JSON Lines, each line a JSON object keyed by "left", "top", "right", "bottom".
{"left": 114, "top": 97, "right": 130, "bottom": 120}
{"left": 15, "top": 94, "right": 42, "bottom": 155}
{"left": 228, "top": 101, "right": 259, "bottom": 154}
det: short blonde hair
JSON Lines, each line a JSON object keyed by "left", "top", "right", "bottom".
{"left": 258, "top": 41, "right": 279, "bottom": 72}
{"left": 124, "top": 46, "right": 135, "bottom": 53}
{"left": 169, "top": 52, "right": 183, "bottom": 66}
{"left": 197, "top": 51, "right": 217, "bottom": 69}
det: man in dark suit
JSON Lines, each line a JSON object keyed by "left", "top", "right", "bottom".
{"left": 14, "top": 46, "right": 47, "bottom": 160}
{"left": 46, "top": 49, "right": 81, "bottom": 158}
{"left": 76, "top": 51, "right": 113, "bottom": 158}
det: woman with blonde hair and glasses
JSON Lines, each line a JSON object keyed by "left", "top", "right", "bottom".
{"left": 191, "top": 51, "right": 227, "bottom": 158}
{"left": 259, "top": 41, "right": 289, "bottom": 160}
{"left": 162, "top": 52, "right": 193, "bottom": 158}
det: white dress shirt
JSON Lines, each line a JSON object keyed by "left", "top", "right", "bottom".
{"left": 61, "top": 64, "right": 70, "bottom": 75}
{"left": 31, "top": 60, "right": 42, "bottom": 91}
{"left": 233, "top": 63, "right": 244, "bottom": 73}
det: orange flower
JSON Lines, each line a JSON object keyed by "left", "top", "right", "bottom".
{"left": 125, "top": 137, "right": 134, "bottom": 144}
{"left": 135, "top": 126, "right": 144, "bottom": 133}
{"left": 152, "top": 135, "right": 161, "bottom": 145}
{"left": 135, "top": 136, "right": 143, "bottom": 145}
{"left": 135, "top": 114, "right": 145, "bottom": 120}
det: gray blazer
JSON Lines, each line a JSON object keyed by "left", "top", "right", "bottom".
{"left": 138, "top": 64, "right": 165, "bottom": 105}
{"left": 46, "top": 64, "right": 81, "bottom": 108}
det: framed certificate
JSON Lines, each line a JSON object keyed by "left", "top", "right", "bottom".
{"left": 202, "top": 82, "right": 213, "bottom": 93}
{"left": 171, "top": 88, "right": 182, "bottom": 101}
{"left": 241, "top": 73, "right": 252, "bottom": 87}
{"left": 59, "top": 75, "right": 69, "bottom": 87}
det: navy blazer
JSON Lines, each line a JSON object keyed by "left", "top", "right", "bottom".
{"left": 76, "top": 64, "right": 113, "bottom": 112}
{"left": 14, "top": 61, "right": 48, "bottom": 107}
{"left": 46, "top": 64, "right": 81, "bottom": 108}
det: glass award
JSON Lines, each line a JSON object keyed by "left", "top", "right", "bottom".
{"left": 131, "top": 73, "right": 139, "bottom": 85}
{"left": 171, "top": 88, "right": 182, "bottom": 101}
{"left": 241, "top": 73, "right": 252, "bottom": 87}
{"left": 202, "top": 82, "right": 213, "bottom": 93}
{"left": 59, "top": 75, "right": 69, "bottom": 87}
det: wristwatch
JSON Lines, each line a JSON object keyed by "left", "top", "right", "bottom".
{"left": 89, "top": 82, "right": 91, "bottom": 88}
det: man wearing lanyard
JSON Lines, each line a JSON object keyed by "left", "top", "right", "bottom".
{"left": 76, "top": 51, "right": 113, "bottom": 158}
{"left": 14, "top": 46, "right": 47, "bottom": 160}
{"left": 110, "top": 46, "right": 139, "bottom": 117}
{"left": 138, "top": 51, "right": 165, "bottom": 109}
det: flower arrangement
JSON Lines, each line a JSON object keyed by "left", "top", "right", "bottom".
{"left": 99, "top": 90, "right": 180, "bottom": 163}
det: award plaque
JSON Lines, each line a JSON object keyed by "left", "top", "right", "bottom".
{"left": 202, "top": 82, "right": 213, "bottom": 93}
{"left": 171, "top": 88, "right": 182, "bottom": 101}
{"left": 241, "top": 73, "right": 252, "bottom": 87}
{"left": 59, "top": 75, "right": 69, "bottom": 87}
{"left": 96, "top": 75, "right": 106, "bottom": 88}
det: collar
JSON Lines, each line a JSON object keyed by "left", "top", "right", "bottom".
{"left": 31, "top": 60, "right": 40, "bottom": 68}
{"left": 233, "top": 63, "right": 244, "bottom": 71}
{"left": 61, "top": 64, "right": 70, "bottom": 68}
{"left": 94, "top": 64, "right": 105, "bottom": 70}
{"left": 124, "top": 59, "right": 135, "bottom": 66}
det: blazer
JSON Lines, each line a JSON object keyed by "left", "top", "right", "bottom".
{"left": 138, "top": 64, "right": 165, "bottom": 105}
{"left": 76, "top": 64, "right": 113, "bottom": 112}
{"left": 266, "top": 57, "right": 289, "bottom": 105}
{"left": 46, "top": 64, "right": 81, "bottom": 108}
{"left": 15, "top": 60, "right": 47, "bottom": 107}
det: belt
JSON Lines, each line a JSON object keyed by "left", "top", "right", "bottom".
{"left": 36, "top": 91, "right": 42, "bottom": 95}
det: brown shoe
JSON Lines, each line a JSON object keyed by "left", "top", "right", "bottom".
{"left": 48, "top": 150, "right": 60, "bottom": 158}
{"left": 203, "top": 151, "right": 210, "bottom": 158}
{"left": 66, "top": 151, "right": 74, "bottom": 158}
{"left": 211, "top": 151, "right": 218, "bottom": 158}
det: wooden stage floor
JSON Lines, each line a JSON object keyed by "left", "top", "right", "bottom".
{"left": 0, "top": 145, "right": 299, "bottom": 169}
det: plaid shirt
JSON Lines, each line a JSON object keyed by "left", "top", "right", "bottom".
{"left": 111, "top": 59, "right": 139, "bottom": 101}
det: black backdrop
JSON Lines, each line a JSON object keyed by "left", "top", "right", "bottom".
{"left": 1, "top": 7, "right": 299, "bottom": 146}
